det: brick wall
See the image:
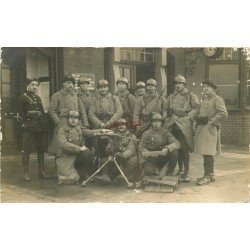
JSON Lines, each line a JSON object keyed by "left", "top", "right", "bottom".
{"left": 62, "top": 48, "right": 105, "bottom": 88}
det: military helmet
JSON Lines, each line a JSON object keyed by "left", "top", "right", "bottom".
{"left": 202, "top": 79, "right": 217, "bottom": 89}
{"left": 174, "top": 75, "right": 186, "bottom": 84}
{"left": 68, "top": 110, "right": 80, "bottom": 118}
{"left": 151, "top": 113, "right": 163, "bottom": 121}
{"left": 146, "top": 78, "right": 157, "bottom": 86}
{"left": 98, "top": 79, "right": 109, "bottom": 87}
{"left": 78, "top": 77, "right": 91, "bottom": 85}
{"left": 116, "top": 77, "right": 129, "bottom": 86}
{"left": 136, "top": 81, "right": 146, "bottom": 89}
{"left": 26, "top": 77, "right": 40, "bottom": 85}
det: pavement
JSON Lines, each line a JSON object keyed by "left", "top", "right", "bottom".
{"left": 1, "top": 145, "right": 250, "bottom": 203}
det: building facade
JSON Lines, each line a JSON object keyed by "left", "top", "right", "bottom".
{"left": 1, "top": 47, "right": 250, "bottom": 148}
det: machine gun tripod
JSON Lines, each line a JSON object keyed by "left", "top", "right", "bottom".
{"left": 81, "top": 130, "right": 136, "bottom": 188}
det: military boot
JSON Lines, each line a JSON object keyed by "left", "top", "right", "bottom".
{"left": 23, "top": 166, "right": 31, "bottom": 181}
{"left": 196, "top": 175, "right": 211, "bottom": 186}
{"left": 37, "top": 154, "right": 51, "bottom": 179}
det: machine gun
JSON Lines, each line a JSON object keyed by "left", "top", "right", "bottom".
{"left": 82, "top": 129, "right": 138, "bottom": 188}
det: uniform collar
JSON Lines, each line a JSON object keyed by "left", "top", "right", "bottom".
{"left": 98, "top": 92, "right": 111, "bottom": 99}
{"left": 118, "top": 89, "right": 129, "bottom": 98}
{"left": 145, "top": 91, "right": 158, "bottom": 98}
{"left": 26, "top": 90, "right": 36, "bottom": 97}
{"left": 173, "top": 87, "right": 189, "bottom": 96}
{"left": 78, "top": 88, "right": 90, "bottom": 96}
{"left": 61, "top": 88, "right": 76, "bottom": 96}
{"left": 63, "top": 123, "right": 81, "bottom": 132}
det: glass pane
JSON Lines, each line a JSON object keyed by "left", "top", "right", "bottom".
{"left": 124, "top": 68, "right": 131, "bottom": 82}
{"left": 216, "top": 85, "right": 238, "bottom": 107}
{"left": 1, "top": 68, "right": 10, "bottom": 83}
{"left": 1, "top": 83, "right": 11, "bottom": 97}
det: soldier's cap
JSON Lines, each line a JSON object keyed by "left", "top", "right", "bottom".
{"left": 151, "top": 112, "right": 163, "bottom": 121}
{"left": 68, "top": 110, "right": 80, "bottom": 118}
{"left": 117, "top": 118, "right": 127, "bottom": 126}
{"left": 174, "top": 75, "right": 186, "bottom": 84}
{"left": 202, "top": 79, "right": 217, "bottom": 89}
{"left": 116, "top": 77, "right": 129, "bottom": 85}
{"left": 78, "top": 78, "right": 91, "bottom": 85}
{"left": 98, "top": 79, "right": 109, "bottom": 87}
{"left": 146, "top": 78, "right": 157, "bottom": 86}
{"left": 26, "top": 77, "right": 40, "bottom": 85}
{"left": 136, "top": 81, "right": 146, "bottom": 88}
{"left": 62, "top": 75, "right": 74, "bottom": 83}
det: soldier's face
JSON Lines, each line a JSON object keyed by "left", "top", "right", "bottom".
{"left": 146, "top": 84, "right": 156, "bottom": 94}
{"left": 175, "top": 82, "right": 185, "bottom": 92}
{"left": 98, "top": 86, "right": 109, "bottom": 95}
{"left": 203, "top": 84, "right": 214, "bottom": 95}
{"left": 80, "top": 82, "right": 89, "bottom": 91}
{"left": 68, "top": 116, "right": 79, "bottom": 126}
{"left": 136, "top": 87, "right": 145, "bottom": 96}
{"left": 152, "top": 120, "right": 162, "bottom": 130}
{"left": 63, "top": 81, "right": 74, "bottom": 91}
{"left": 118, "top": 123, "right": 126, "bottom": 132}
{"left": 27, "top": 81, "right": 39, "bottom": 93}
{"left": 117, "top": 82, "right": 127, "bottom": 92}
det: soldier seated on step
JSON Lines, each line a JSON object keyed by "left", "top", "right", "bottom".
{"left": 137, "top": 113, "right": 180, "bottom": 180}
{"left": 56, "top": 110, "right": 101, "bottom": 185}
{"left": 95, "top": 118, "right": 139, "bottom": 185}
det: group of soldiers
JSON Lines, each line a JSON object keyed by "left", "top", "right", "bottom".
{"left": 17, "top": 73, "right": 228, "bottom": 187}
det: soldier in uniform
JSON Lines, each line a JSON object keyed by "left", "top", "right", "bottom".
{"left": 77, "top": 77, "right": 96, "bottom": 148}
{"left": 165, "top": 75, "right": 200, "bottom": 182}
{"left": 116, "top": 77, "right": 136, "bottom": 128}
{"left": 133, "top": 78, "right": 167, "bottom": 138}
{"left": 48, "top": 75, "right": 89, "bottom": 155}
{"left": 56, "top": 111, "right": 99, "bottom": 185}
{"left": 77, "top": 77, "right": 96, "bottom": 116}
{"left": 16, "top": 78, "right": 50, "bottom": 181}
{"left": 95, "top": 118, "right": 139, "bottom": 184}
{"left": 194, "top": 80, "right": 228, "bottom": 185}
{"left": 135, "top": 81, "right": 146, "bottom": 99}
{"left": 138, "top": 113, "right": 180, "bottom": 179}
{"left": 88, "top": 79, "right": 123, "bottom": 159}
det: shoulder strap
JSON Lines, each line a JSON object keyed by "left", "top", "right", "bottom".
{"left": 23, "top": 93, "right": 36, "bottom": 104}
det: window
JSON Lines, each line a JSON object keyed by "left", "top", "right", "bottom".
{"left": 215, "top": 48, "right": 239, "bottom": 61}
{"left": 120, "top": 48, "right": 155, "bottom": 62}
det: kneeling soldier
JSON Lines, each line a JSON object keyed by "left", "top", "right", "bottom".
{"left": 56, "top": 111, "right": 97, "bottom": 185}
{"left": 138, "top": 113, "right": 180, "bottom": 179}
{"left": 95, "top": 118, "right": 139, "bottom": 185}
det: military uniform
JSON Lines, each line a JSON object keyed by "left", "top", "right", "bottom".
{"left": 165, "top": 75, "right": 200, "bottom": 181}
{"left": 133, "top": 91, "right": 167, "bottom": 138}
{"left": 56, "top": 118, "right": 97, "bottom": 184}
{"left": 138, "top": 122, "right": 180, "bottom": 179}
{"left": 17, "top": 90, "right": 48, "bottom": 179}
{"left": 48, "top": 88, "right": 89, "bottom": 154}
{"left": 135, "top": 81, "right": 146, "bottom": 100}
{"left": 77, "top": 88, "right": 96, "bottom": 116}
{"left": 194, "top": 80, "right": 228, "bottom": 185}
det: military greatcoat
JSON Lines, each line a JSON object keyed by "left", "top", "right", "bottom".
{"left": 194, "top": 92, "right": 228, "bottom": 156}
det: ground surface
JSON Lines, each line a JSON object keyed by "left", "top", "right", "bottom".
{"left": 1, "top": 146, "right": 250, "bottom": 203}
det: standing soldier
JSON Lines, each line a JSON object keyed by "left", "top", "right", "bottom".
{"left": 135, "top": 81, "right": 146, "bottom": 99}
{"left": 48, "top": 75, "right": 89, "bottom": 155}
{"left": 88, "top": 79, "right": 123, "bottom": 159}
{"left": 165, "top": 75, "right": 200, "bottom": 182}
{"left": 77, "top": 77, "right": 96, "bottom": 148}
{"left": 95, "top": 118, "right": 139, "bottom": 184}
{"left": 194, "top": 80, "right": 228, "bottom": 186}
{"left": 133, "top": 78, "right": 167, "bottom": 138}
{"left": 138, "top": 113, "right": 180, "bottom": 179}
{"left": 116, "top": 77, "right": 136, "bottom": 128}
{"left": 16, "top": 78, "right": 50, "bottom": 180}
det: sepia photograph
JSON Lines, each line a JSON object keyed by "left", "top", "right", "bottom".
{"left": 1, "top": 47, "right": 250, "bottom": 203}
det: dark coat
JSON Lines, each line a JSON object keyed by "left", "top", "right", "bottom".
{"left": 194, "top": 92, "right": 228, "bottom": 156}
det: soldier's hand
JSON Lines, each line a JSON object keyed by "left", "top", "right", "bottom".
{"left": 100, "top": 123, "right": 106, "bottom": 129}
{"left": 160, "top": 148, "right": 169, "bottom": 156}
{"left": 80, "top": 146, "right": 88, "bottom": 151}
